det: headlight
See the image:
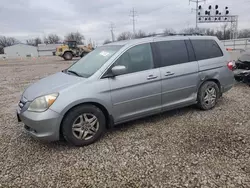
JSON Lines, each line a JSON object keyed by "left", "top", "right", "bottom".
{"left": 28, "top": 93, "right": 58, "bottom": 112}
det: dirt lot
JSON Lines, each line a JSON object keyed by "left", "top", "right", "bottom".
{"left": 0, "top": 57, "right": 250, "bottom": 187}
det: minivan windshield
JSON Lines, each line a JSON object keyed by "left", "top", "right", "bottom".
{"left": 67, "top": 45, "right": 122, "bottom": 78}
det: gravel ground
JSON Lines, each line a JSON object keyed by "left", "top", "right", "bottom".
{"left": 0, "top": 57, "right": 250, "bottom": 187}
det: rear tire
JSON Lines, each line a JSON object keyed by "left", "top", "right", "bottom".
{"left": 197, "top": 81, "right": 220, "bottom": 110}
{"left": 62, "top": 105, "right": 106, "bottom": 146}
{"left": 63, "top": 52, "right": 73, "bottom": 60}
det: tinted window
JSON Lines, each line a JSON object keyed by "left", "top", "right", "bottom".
{"left": 155, "top": 40, "right": 189, "bottom": 67}
{"left": 191, "top": 39, "right": 223, "bottom": 61}
{"left": 114, "top": 43, "right": 154, "bottom": 74}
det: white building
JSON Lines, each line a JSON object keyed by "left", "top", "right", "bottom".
{"left": 4, "top": 44, "right": 38, "bottom": 58}
{"left": 37, "top": 44, "right": 62, "bottom": 56}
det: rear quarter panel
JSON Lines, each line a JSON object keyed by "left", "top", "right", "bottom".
{"left": 198, "top": 58, "right": 234, "bottom": 92}
{"left": 192, "top": 37, "right": 234, "bottom": 92}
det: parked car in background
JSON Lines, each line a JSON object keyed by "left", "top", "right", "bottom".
{"left": 17, "top": 36, "right": 234, "bottom": 146}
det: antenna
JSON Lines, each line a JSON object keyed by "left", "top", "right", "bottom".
{"left": 130, "top": 8, "right": 138, "bottom": 35}
{"left": 109, "top": 22, "right": 115, "bottom": 42}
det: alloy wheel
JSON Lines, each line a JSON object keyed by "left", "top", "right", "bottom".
{"left": 203, "top": 87, "right": 217, "bottom": 106}
{"left": 72, "top": 113, "right": 99, "bottom": 140}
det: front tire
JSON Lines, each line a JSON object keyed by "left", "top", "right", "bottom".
{"left": 63, "top": 52, "right": 73, "bottom": 60}
{"left": 197, "top": 81, "right": 220, "bottom": 110}
{"left": 62, "top": 105, "right": 106, "bottom": 146}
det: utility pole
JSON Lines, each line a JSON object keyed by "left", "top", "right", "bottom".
{"left": 109, "top": 22, "right": 115, "bottom": 42}
{"left": 130, "top": 8, "right": 137, "bottom": 35}
{"left": 189, "top": 0, "right": 206, "bottom": 30}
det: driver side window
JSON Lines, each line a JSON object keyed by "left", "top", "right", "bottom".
{"left": 114, "top": 43, "right": 154, "bottom": 74}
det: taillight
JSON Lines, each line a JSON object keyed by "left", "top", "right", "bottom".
{"left": 227, "top": 61, "right": 234, "bottom": 71}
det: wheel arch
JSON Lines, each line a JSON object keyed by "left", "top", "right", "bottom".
{"left": 198, "top": 78, "right": 221, "bottom": 95}
{"left": 63, "top": 50, "right": 74, "bottom": 56}
{"left": 197, "top": 78, "right": 222, "bottom": 99}
{"left": 59, "top": 101, "right": 114, "bottom": 139}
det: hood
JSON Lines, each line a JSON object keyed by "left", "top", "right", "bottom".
{"left": 239, "top": 50, "right": 250, "bottom": 63}
{"left": 23, "top": 72, "right": 84, "bottom": 101}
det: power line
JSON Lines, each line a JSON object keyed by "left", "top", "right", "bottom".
{"left": 189, "top": 0, "right": 206, "bottom": 30}
{"left": 146, "top": 5, "right": 168, "bottom": 14}
{"left": 130, "top": 8, "right": 138, "bottom": 35}
{"left": 109, "top": 22, "right": 115, "bottom": 42}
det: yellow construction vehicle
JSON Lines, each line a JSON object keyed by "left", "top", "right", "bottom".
{"left": 56, "top": 41, "right": 94, "bottom": 60}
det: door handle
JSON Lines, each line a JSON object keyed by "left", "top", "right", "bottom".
{"left": 165, "top": 71, "right": 175, "bottom": 76}
{"left": 147, "top": 75, "right": 158, "bottom": 80}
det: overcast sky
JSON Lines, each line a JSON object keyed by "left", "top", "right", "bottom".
{"left": 0, "top": 0, "right": 250, "bottom": 45}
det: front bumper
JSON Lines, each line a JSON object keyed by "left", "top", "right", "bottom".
{"left": 234, "top": 69, "right": 250, "bottom": 76}
{"left": 234, "top": 69, "right": 250, "bottom": 84}
{"left": 17, "top": 108, "right": 62, "bottom": 142}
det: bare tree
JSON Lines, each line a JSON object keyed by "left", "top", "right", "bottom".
{"left": 220, "top": 24, "right": 231, "bottom": 40}
{"left": 26, "top": 37, "right": 42, "bottom": 46}
{"left": 134, "top": 30, "right": 147, "bottom": 39}
{"left": 103, "top": 39, "right": 112, "bottom": 45}
{"left": 238, "top": 29, "right": 250, "bottom": 38}
{"left": 181, "top": 27, "right": 230, "bottom": 40}
{"left": 65, "top": 32, "right": 85, "bottom": 44}
{"left": 117, "top": 32, "right": 133, "bottom": 41}
{"left": 44, "top": 34, "right": 60, "bottom": 44}
{"left": 205, "top": 27, "right": 230, "bottom": 40}
{"left": 203, "top": 28, "right": 215, "bottom": 36}
{"left": 163, "top": 28, "right": 176, "bottom": 36}
{"left": 148, "top": 32, "right": 157, "bottom": 37}
{"left": 181, "top": 27, "right": 206, "bottom": 34}
{"left": 0, "top": 36, "right": 19, "bottom": 54}
{"left": 215, "top": 30, "right": 223, "bottom": 40}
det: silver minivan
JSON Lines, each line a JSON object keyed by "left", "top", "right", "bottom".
{"left": 17, "top": 36, "right": 234, "bottom": 146}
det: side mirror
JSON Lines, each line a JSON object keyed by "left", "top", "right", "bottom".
{"left": 111, "top": 65, "right": 127, "bottom": 76}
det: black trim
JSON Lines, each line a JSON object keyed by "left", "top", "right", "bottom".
{"left": 150, "top": 42, "right": 161, "bottom": 68}
{"left": 189, "top": 39, "right": 197, "bottom": 61}
{"left": 185, "top": 40, "right": 196, "bottom": 62}
{"left": 102, "top": 71, "right": 114, "bottom": 79}
{"left": 17, "top": 113, "right": 21, "bottom": 122}
{"left": 108, "top": 115, "right": 115, "bottom": 128}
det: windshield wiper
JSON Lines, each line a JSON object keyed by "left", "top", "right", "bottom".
{"left": 67, "top": 70, "right": 83, "bottom": 77}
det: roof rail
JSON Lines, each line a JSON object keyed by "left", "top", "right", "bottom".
{"left": 144, "top": 32, "right": 204, "bottom": 38}
{"left": 170, "top": 33, "right": 204, "bottom": 36}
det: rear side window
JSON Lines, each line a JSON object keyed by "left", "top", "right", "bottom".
{"left": 154, "top": 40, "right": 189, "bottom": 67}
{"left": 191, "top": 39, "right": 223, "bottom": 61}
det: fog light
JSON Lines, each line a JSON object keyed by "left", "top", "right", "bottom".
{"left": 24, "top": 125, "right": 37, "bottom": 133}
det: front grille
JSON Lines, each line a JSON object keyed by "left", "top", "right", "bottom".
{"left": 59, "top": 48, "right": 63, "bottom": 52}
{"left": 236, "top": 61, "right": 250, "bottom": 70}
